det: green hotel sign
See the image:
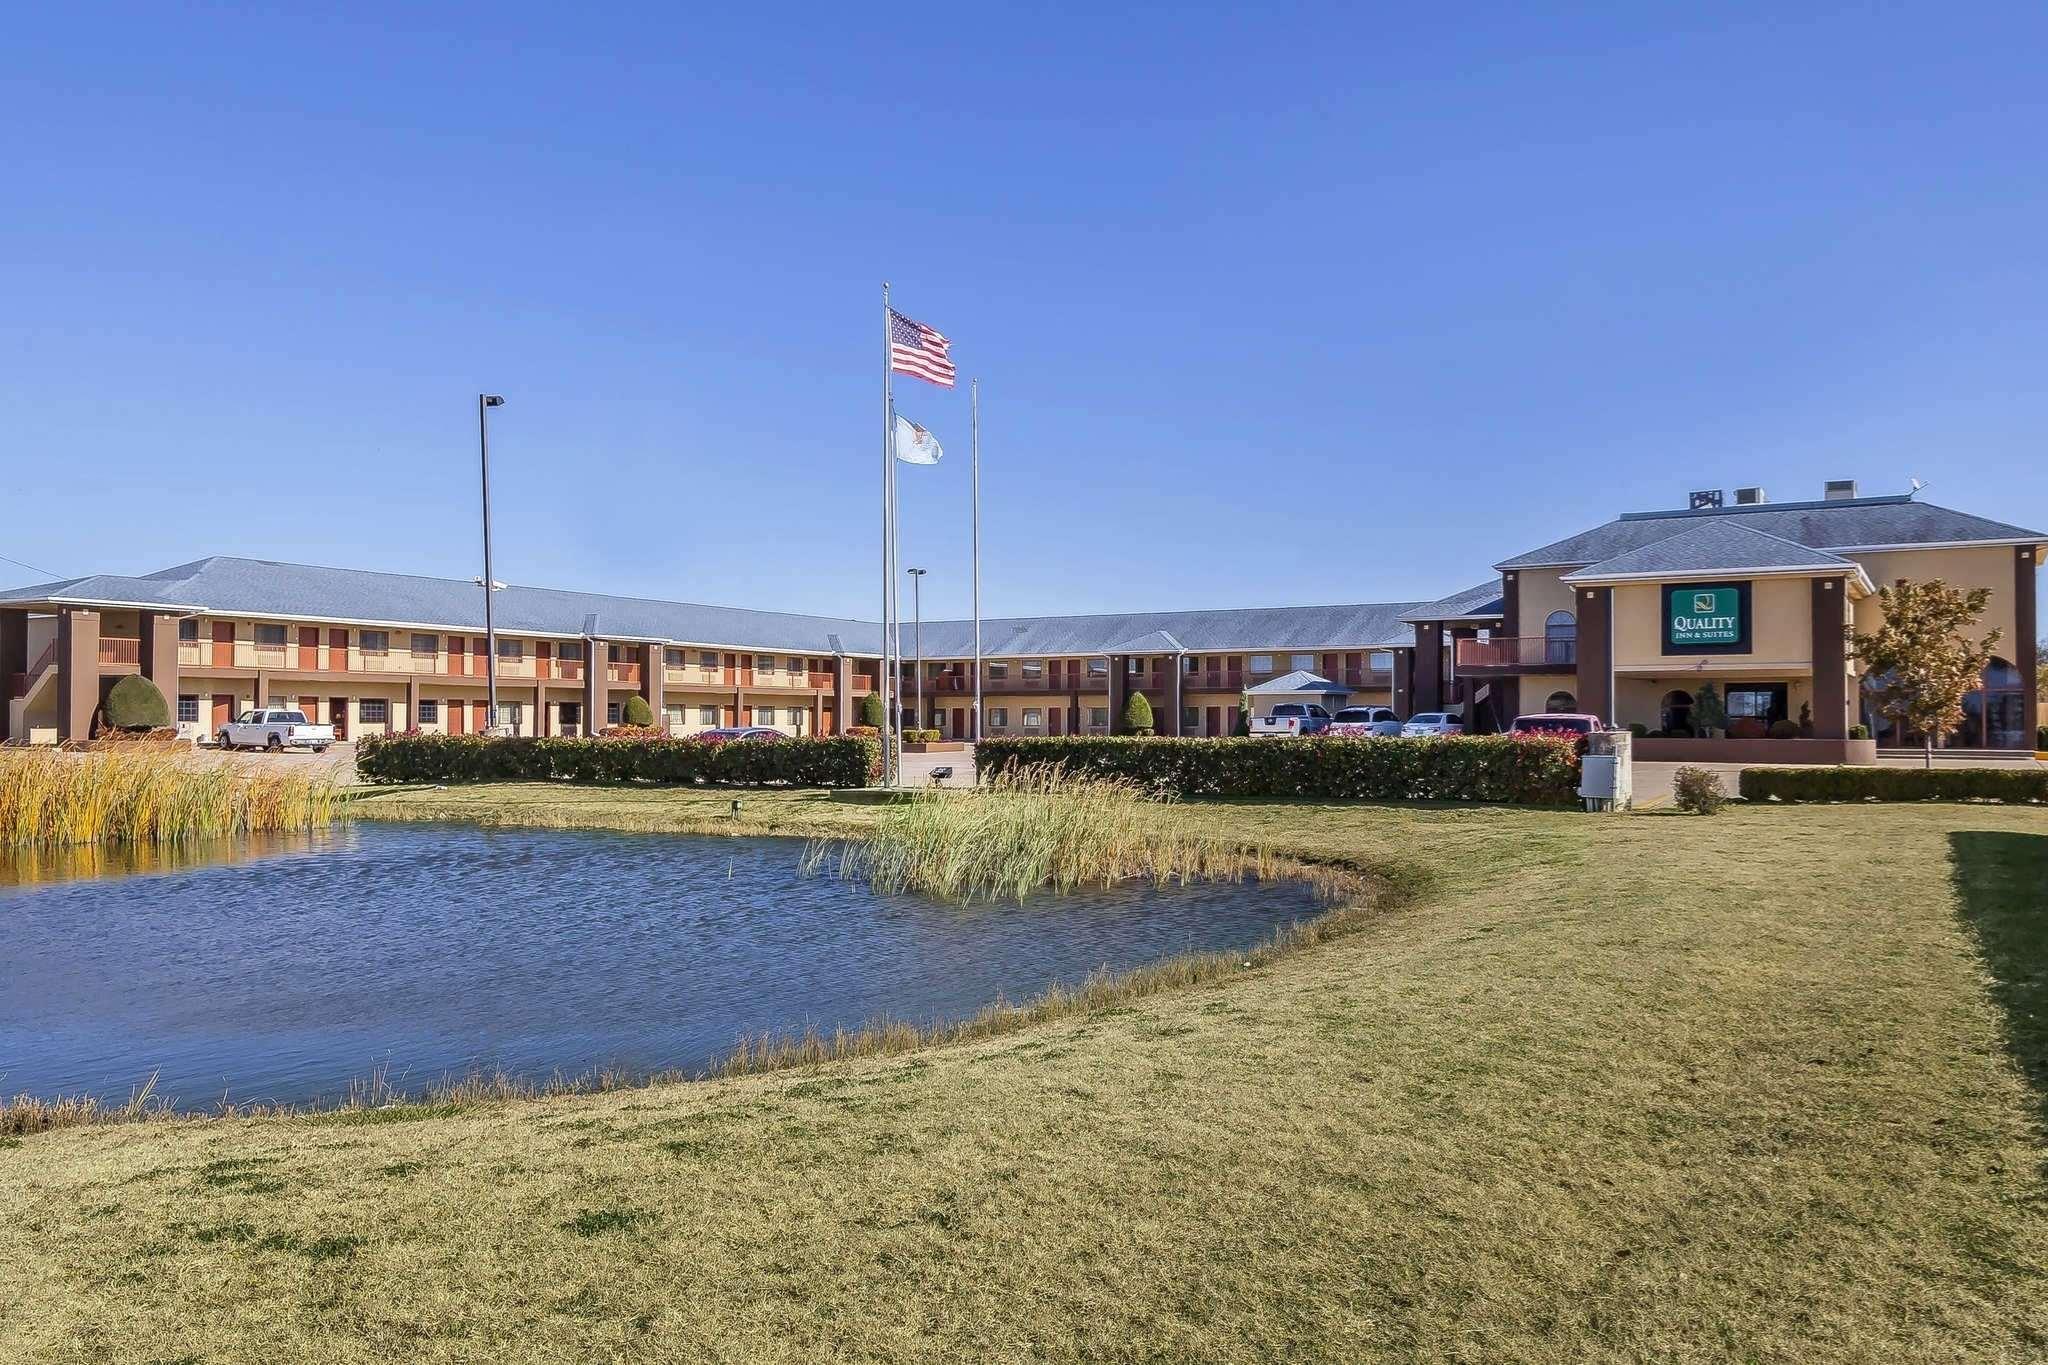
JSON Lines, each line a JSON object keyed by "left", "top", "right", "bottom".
{"left": 1662, "top": 582, "right": 1750, "bottom": 654}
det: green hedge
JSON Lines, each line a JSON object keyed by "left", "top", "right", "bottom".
{"left": 357, "top": 733, "right": 878, "bottom": 788}
{"left": 1739, "top": 765, "right": 2048, "bottom": 804}
{"left": 975, "top": 735, "right": 1583, "bottom": 805}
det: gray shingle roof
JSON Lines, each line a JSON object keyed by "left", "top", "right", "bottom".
{"left": 0, "top": 557, "right": 1430, "bottom": 658}
{"left": 1559, "top": 521, "right": 1861, "bottom": 582}
{"left": 1497, "top": 495, "right": 2044, "bottom": 570}
{"left": 1244, "top": 670, "right": 1349, "bottom": 695}
{"left": 1399, "top": 580, "right": 1506, "bottom": 623}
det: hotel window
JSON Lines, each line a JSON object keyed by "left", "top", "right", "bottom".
{"left": 1182, "top": 707, "right": 1199, "bottom": 732}
{"left": 989, "top": 707, "right": 1009, "bottom": 728}
{"left": 497, "top": 639, "right": 523, "bottom": 661}
{"left": 417, "top": 700, "right": 439, "bottom": 724}
{"left": 606, "top": 702, "right": 621, "bottom": 725}
{"left": 1127, "top": 657, "right": 1145, "bottom": 675}
{"left": 558, "top": 641, "right": 584, "bottom": 662}
{"left": 756, "top": 655, "right": 775, "bottom": 674}
{"left": 560, "top": 702, "right": 582, "bottom": 728}
{"left": 1022, "top": 708, "right": 1042, "bottom": 728}
{"left": 502, "top": 702, "right": 522, "bottom": 731}
{"left": 1089, "top": 707, "right": 1109, "bottom": 729}
{"left": 360, "top": 699, "right": 389, "bottom": 724}
{"left": 1290, "top": 654, "right": 1315, "bottom": 672}
{"left": 1021, "top": 660, "right": 1042, "bottom": 680}
{"left": 1183, "top": 656, "right": 1199, "bottom": 673}
{"left": 665, "top": 648, "right": 685, "bottom": 668}
{"left": 700, "top": 650, "right": 719, "bottom": 670}
{"left": 1087, "top": 658, "right": 1108, "bottom": 675}
{"left": 254, "top": 624, "right": 288, "bottom": 649}
{"left": 360, "top": 630, "right": 389, "bottom": 655}
{"left": 988, "top": 661, "right": 1008, "bottom": 680}
{"left": 411, "top": 633, "right": 437, "bottom": 658}
{"left": 700, "top": 705, "right": 718, "bottom": 726}
{"left": 1250, "top": 654, "right": 1274, "bottom": 673}
{"left": 178, "top": 618, "right": 199, "bottom": 642}
{"left": 608, "top": 644, "right": 628, "bottom": 662}
{"left": 1370, "top": 651, "right": 1393, "bottom": 671}
{"left": 177, "top": 695, "right": 200, "bottom": 724}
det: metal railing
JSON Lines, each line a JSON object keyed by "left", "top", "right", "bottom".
{"left": 96, "top": 637, "right": 141, "bottom": 665}
{"left": 1456, "top": 636, "right": 1577, "bottom": 669}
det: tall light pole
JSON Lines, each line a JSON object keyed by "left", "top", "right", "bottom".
{"left": 478, "top": 394, "right": 506, "bottom": 731}
{"left": 907, "top": 567, "right": 926, "bottom": 734}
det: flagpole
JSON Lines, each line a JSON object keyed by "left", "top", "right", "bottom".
{"left": 881, "top": 283, "right": 897, "bottom": 786}
{"left": 971, "top": 378, "right": 982, "bottom": 745}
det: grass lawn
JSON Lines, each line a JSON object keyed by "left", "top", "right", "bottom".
{"left": 2, "top": 788, "right": 2044, "bottom": 1362}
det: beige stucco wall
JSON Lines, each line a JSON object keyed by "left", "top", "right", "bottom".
{"left": 1509, "top": 568, "right": 1578, "bottom": 634}
{"left": 1611, "top": 577, "right": 1816, "bottom": 671}
{"left": 1850, "top": 546, "right": 2023, "bottom": 657}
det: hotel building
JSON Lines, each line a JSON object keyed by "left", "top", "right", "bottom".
{"left": 3, "top": 482, "right": 2039, "bottom": 760}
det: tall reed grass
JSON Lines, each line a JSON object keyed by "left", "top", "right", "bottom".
{"left": 0, "top": 748, "right": 346, "bottom": 848}
{"left": 805, "top": 766, "right": 1309, "bottom": 903}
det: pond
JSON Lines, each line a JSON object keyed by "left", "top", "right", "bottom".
{"left": 0, "top": 823, "right": 1324, "bottom": 1110}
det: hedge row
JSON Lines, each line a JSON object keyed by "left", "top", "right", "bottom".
{"left": 1739, "top": 765, "right": 2047, "bottom": 804}
{"left": 975, "top": 735, "right": 1583, "bottom": 806}
{"left": 356, "top": 733, "right": 879, "bottom": 788}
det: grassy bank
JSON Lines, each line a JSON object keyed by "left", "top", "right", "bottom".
{"left": 3, "top": 792, "right": 2045, "bottom": 1361}
{"left": 0, "top": 748, "right": 345, "bottom": 847}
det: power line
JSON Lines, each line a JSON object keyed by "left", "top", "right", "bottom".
{"left": 0, "top": 551, "right": 62, "bottom": 580}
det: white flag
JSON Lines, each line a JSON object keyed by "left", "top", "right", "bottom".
{"left": 893, "top": 414, "right": 943, "bottom": 465}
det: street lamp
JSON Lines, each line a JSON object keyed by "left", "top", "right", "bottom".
{"left": 907, "top": 567, "right": 927, "bottom": 734}
{"left": 478, "top": 395, "right": 506, "bottom": 731}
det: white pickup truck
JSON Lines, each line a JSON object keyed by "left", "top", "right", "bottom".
{"left": 1248, "top": 702, "right": 1334, "bottom": 737}
{"left": 217, "top": 708, "right": 335, "bottom": 753}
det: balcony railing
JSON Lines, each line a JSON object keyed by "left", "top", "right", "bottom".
{"left": 1456, "top": 636, "right": 1577, "bottom": 669}
{"left": 97, "top": 637, "right": 141, "bottom": 665}
{"left": 935, "top": 672, "right": 1111, "bottom": 694}
{"left": 606, "top": 661, "right": 642, "bottom": 685}
{"left": 1182, "top": 669, "right": 1244, "bottom": 691}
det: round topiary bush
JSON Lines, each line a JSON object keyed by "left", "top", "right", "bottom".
{"left": 100, "top": 674, "right": 171, "bottom": 732}
{"left": 621, "top": 694, "right": 654, "bottom": 728}
{"left": 860, "top": 691, "right": 886, "bottom": 728}
{"left": 1768, "top": 718, "right": 1801, "bottom": 739}
{"left": 1120, "top": 690, "right": 1154, "bottom": 736}
{"left": 1627, "top": 722, "right": 1648, "bottom": 738}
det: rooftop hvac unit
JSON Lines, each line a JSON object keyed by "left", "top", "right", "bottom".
{"left": 1734, "top": 487, "right": 1767, "bottom": 505}
{"left": 1824, "top": 479, "right": 1858, "bottom": 501}
{"left": 1688, "top": 489, "right": 1725, "bottom": 510}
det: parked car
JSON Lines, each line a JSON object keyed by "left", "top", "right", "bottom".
{"left": 216, "top": 708, "right": 335, "bottom": 753}
{"left": 698, "top": 726, "right": 783, "bottom": 742}
{"left": 1399, "top": 712, "right": 1465, "bottom": 737}
{"left": 1326, "top": 706, "right": 1402, "bottom": 737}
{"left": 1509, "top": 712, "right": 1602, "bottom": 737}
{"left": 1248, "top": 703, "right": 1334, "bottom": 737}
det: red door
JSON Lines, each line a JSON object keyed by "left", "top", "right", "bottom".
{"left": 298, "top": 627, "right": 320, "bottom": 670}
{"left": 299, "top": 696, "right": 319, "bottom": 721}
{"left": 951, "top": 707, "right": 965, "bottom": 738}
{"left": 472, "top": 701, "right": 488, "bottom": 733}
{"left": 328, "top": 629, "right": 348, "bottom": 671}
{"left": 471, "top": 638, "right": 487, "bottom": 677}
{"left": 1225, "top": 706, "right": 1240, "bottom": 735}
{"left": 448, "top": 701, "right": 465, "bottom": 735}
{"left": 329, "top": 698, "right": 348, "bottom": 739}
{"left": 1048, "top": 708, "right": 1063, "bottom": 736}
{"left": 212, "top": 694, "right": 234, "bottom": 729}
{"left": 211, "top": 622, "right": 235, "bottom": 667}
{"left": 1205, "top": 706, "right": 1222, "bottom": 737}
{"left": 536, "top": 640, "right": 551, "bottom": 679}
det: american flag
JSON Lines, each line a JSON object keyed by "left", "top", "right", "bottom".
{"left": 889, "top": 308, "right": 956, "bottom": 388}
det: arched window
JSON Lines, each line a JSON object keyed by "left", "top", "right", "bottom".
{"left": 1982, "top": 656, "right": 2027, "bottom": 749}
{"left": 1544, "top": 611, "right": 1576, "bottom": 664}
{"left": 1660, "top": 689, "right": 1694, "bottom": 735}
{"left": 1545, "top": 690, "right": 1577, "bottom": 714}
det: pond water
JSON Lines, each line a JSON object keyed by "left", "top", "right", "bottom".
{"left": 0, "top": 823, "right": 1322, "bottom": 1110}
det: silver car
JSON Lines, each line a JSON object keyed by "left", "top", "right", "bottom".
{"left": 1326, "top": 706, "right": 1403, "bottom": 737}
{"left": 1400, "top": 712, "right": 1465, "bottom": 737}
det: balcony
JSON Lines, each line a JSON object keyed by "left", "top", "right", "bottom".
{"left": 96, "top": 636, "right": 141, "bottom": 666}
{"left": 1182, "top": 669, "right": 1244, "bottom": 692}
{"left": 1456, "top": 636, "right": 1576, "bottom": 672}
{"left": 936, "top": 671, "right": 1110, "bottom": 694}
{"left": 606, "top": 661, "right": 643, "bottom": 685}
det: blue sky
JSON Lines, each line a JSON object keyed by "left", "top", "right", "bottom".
{"left": 5, "top": 4, "right": 2046, "bottom": 622}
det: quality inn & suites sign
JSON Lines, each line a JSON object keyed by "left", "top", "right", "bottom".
{"left": 1662, "top": 582, "right": 1750, "bottom": 653}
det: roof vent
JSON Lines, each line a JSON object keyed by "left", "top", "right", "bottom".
{"left": 1734, "top": 486, "right": 1767, "bottom": 505}
{"left": 1824, "top": 479, "right": 1858, "bottom": 501}
{"left": 1688, "top": 489, "right": 1725, "bottom": 510}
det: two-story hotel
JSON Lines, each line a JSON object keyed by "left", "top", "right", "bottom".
{"left": 3, "top": 481, "right": 2039, "bottom": 761}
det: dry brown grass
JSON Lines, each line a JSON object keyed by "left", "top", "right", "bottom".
{"left": 2, "top": 794, "right": 2044, "bottom": 1363}
{"left": 0, "top": 747, "right": 345, "bottom": 847}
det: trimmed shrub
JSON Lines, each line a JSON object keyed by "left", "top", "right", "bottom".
{"left": 357, "top": 734, "right": 879, "bottom": 788}
{"left": 1767, "top": 719, "right": 1801, "bottom": 739}
{"left": 621, "top": 694, "right": 654, "bottom": 728}
{"left": 1739, "top": 765, "right": 2047, "bottom": 804}
{"left": 973, "top": 735, "right": 1583, "bottom": 806}
{"left": 1849, "top": 725, "right": 1869, "bottom": 740}
{"left": 100, "top": 675, "right": 171, "bottom": 732}
{"left": 859, "top": 692, "right": 886, "bottom": 728}
{"left": 1671, "top": 766, "right": 1725, "bottom": 814}
{"left": 1120, "top": 690, "right": 1154, "bottom": 737}
{"left": 2038, "top": 725, "right": 2047, "bottom": 751}
{"left": 1627, "top": 722, "right": 1648, "bottom": 738}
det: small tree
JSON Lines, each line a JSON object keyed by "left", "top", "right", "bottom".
{"left": 1121, "top": 689, "right": 1154, "bottom": 736}
{"left": 1233, "top": 692, "right": 1252, "bottom": 736}
{"left": 1853, "top": 577, "right": 2000, "bottom": 768}
{"left": 859, "top": 691, "right": 886, "bottom": 729}
{"left": 621, "top": 693, "right": 654, "bottom": 728}
{"left": 1691, "top": 682, "right": 1726, "bottom": 738}
{"left": 99, "top": 674, "right": 171, "bottom": 733}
